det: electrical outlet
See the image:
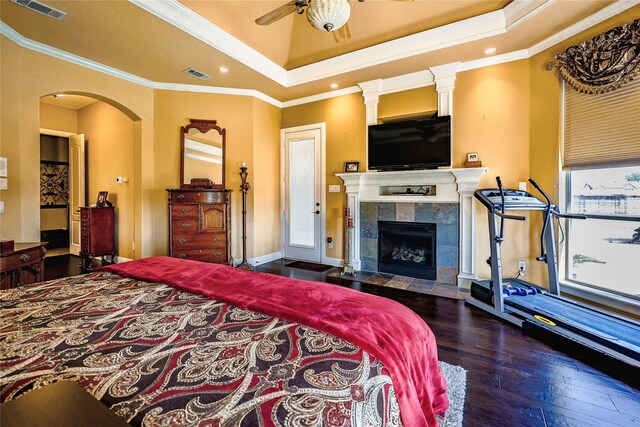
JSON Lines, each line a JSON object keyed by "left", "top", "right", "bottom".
{"left": 518, "top": 260, "right": 527, "bottom": 272}
{"left": 327, "top": 237, "right": 333, "bottom": 248}
{"left": 519, "top": 182, "right": 527, "bottom": 191}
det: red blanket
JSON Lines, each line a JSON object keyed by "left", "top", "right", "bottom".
{"left": 100, "top": 257, "right": 449, "bottom": 426}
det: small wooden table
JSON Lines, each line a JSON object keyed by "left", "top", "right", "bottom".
{"left": 0, "top": 242, "right": 47, "bottom": 289}
{"left": 1, "top": 381, "right": 130, "bottom": 427}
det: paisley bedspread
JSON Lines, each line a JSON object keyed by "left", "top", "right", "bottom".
{"left": 0, "top": 271, "right": 401, "bottom": 426}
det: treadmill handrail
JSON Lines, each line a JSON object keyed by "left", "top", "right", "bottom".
{"left": 493, "top": 209, "right": 526, "bottom": 221}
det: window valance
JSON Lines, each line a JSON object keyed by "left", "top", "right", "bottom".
{"left": 556, "top": 18, "right": 640, "bottom": 94}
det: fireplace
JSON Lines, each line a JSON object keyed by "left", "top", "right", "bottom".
{"left": 378, "top": 221, "right": 436, "bottom": 280}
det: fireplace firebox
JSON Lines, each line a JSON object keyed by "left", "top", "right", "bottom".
{"left": 378, "top": 221, "right": 436, "bottom": 280}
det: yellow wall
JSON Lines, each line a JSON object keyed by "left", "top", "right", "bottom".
{"left": 0, "top": 36, "right": 153, "bottom": 259}
{"left": 455, "top": 60, "right": 532, "bottom": 279}
{"left": 78, "top": 101, "right": 136, "bottom": 259}
{"left": 251, "top": 99, "right": 282, "bottom": 259}
{"left": 378, "top": 86, "right": 439, "bottom": 121}
{"left": 40, "top": 103, "right": 77, "bottom": 133}
{"left": 282, "top": 93, "right": 366, "bottom": 259}
{"left": 152, "top": 90, "right": 280, "bottom": 260}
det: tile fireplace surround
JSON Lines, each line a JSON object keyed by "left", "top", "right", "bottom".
{"left": 337, "top": 168, "right": 487, "bottom": 288}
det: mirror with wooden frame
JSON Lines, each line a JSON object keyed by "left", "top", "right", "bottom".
{"left": 180, "top": 119, "right": 226, "bottom": 189}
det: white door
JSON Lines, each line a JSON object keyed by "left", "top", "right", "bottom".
{"left": 69, "top": 134, "right": 85, "bottom": 256}
{"left": 282, "top": 126, "right": 324, "bottom": 262}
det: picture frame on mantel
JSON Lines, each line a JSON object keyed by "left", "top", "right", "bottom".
{"left": 344, "top": 161, "right": 360, "bottom": 173}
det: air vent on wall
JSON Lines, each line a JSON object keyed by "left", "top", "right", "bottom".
{"left": 183, "top": 68, "right": 211, "bottom": 80}
{"left": 10, "top": 0, "right": 66, "bottom": 20}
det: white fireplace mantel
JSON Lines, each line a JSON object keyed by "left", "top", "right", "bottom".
{"left": 336, "top": 167, "right": 487, "bottom": 288}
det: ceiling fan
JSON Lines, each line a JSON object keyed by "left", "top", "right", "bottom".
{"left": 255, "top": 0, "right": 414, "bottom": 43}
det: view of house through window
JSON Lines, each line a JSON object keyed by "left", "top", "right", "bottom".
{"left": 565, "top": 165, "right": 640, "bottom": 299}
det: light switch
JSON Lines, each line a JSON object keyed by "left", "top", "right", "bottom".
{"left": 0, "top": 178, "right": 7, "bottom": 190}
{"left": 329, "top": 185, "right": 341, "bottom": 193}
{"left": 0, "top": 201, "right": 4, "bottom": 213}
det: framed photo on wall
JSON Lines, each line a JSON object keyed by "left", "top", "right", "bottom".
{"left": 344, "top": 161, "right": 360, "bottom": 173}
{"left": 96, "top": 191, "right": 108, "bottom": 208}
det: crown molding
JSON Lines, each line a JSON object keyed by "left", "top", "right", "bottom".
{"left": 0, "top": 21, "right": 154, "bottom": 88}
{"left": 129, "top": 0, "right": 287, "bottom": 86}
{"left": 153, "top": 82, "right": 282, "bottom": 108}
{"left": 3, "top": 0, "right": 637, "bottom": 109}
{"left": 282, "top": 86, "right": 361, "bottom": 108}
{"left": 527, "top": 0, "right": 640, "bottom": 56}
{"left": 504, "top": 0, "right": 557, "bottom": 31}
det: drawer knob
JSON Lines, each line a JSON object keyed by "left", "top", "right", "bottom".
{"left": 178, "top": 254, "right": 187, "bottom": 259}
{"left": 214, "top": 253, "right": 221, "bottom": 258}
{"left": 182, "top": 223, "right": 190, "bottom": 229}
{"left": 19, "top": 254, "right": 30, "bottom": 262}
{"left": 214, "top": 194, "right": 221, "bottom": 201}
{"left": 177, "top": 194, "right": 185, "bottom": 200}
{"left": 213, "top": 237, "right": 221, "bottom": 243}
{"left": 178, "top": 239, "right": 186, "bottom": 244}
{"left": 181, "top": 208, "right": 190, "bottom": 213}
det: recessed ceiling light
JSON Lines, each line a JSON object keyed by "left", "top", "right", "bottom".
{"left": 219, "top": 66, "right": 229, "bottom": 73}
{"left": 484, "top": 47, "right": 497, "bottom": 55}
{"left": 330, "top": 83, "right": 339, "bottom": 89}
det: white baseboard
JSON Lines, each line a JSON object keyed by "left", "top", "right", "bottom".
{"left": 115, "top": 256, "right": 132, "bottom": 263}
{"left": 248, "top": 251, "right": 282, "bottom": 266}
{"left": 322, "top": 256, "right": 344, "bottom": 267}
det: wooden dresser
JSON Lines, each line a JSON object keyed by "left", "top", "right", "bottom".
{"left": 80, "top": 206, "right": 115, "bottom": 270}
{"left": 0, "top": 242, "right": 47, "bottom": 289}
{"left": 167, "top": 189, "right": 232, "bottom": 264}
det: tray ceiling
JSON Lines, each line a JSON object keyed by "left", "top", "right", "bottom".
{"left": 0, "top": 0, "right": 631, "bottom": 102}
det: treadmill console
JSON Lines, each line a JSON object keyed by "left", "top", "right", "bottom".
{"left": 476, "top": 188, "right": 548, "bottom": 210}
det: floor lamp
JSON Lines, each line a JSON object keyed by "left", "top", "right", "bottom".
{"left": 238, "top": 161, "right": 254, "bottom": 271}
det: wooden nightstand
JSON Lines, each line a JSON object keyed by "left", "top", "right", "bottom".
{"left": 0, "top": 242, "right": 46, "bottom": 289}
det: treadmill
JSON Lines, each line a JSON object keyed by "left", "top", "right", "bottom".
{"left": 465, "top": 177, "right": 640, "bottom": 368}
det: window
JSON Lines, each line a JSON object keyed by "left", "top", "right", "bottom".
{"left": 564, "top": 166, "right": 640, "bottom": 300}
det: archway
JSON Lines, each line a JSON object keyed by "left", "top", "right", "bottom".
{"left": 39, "top": 92, "right": 141, "bottom": 264}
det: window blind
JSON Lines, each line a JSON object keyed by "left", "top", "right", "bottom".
{"left": 563, "top": 78, "right": 640, "bottom": 170}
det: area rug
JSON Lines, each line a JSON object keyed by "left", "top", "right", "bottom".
{"left": 285, "top": 260, "right": 334, "bottom": 272}
{"left": 438, "top": 361, "right": 467, "bottom": 427}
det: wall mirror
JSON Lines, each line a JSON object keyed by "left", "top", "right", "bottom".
{"left": 180, "top": 119, "right": 226, "bottom": 189}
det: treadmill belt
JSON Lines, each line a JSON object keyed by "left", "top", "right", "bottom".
{"left": 505, "top": 294, "right": 640, "bottom": 349}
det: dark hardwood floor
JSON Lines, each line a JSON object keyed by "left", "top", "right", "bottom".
{"left": 43, "top": 255, "right": 639, "bottom": 426}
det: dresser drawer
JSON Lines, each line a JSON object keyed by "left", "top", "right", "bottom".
{"left": 171, "top": 204, "right": 198, "bottom": 219}
{"left": 172, "top": 218, "right": 199, "bottom": 233}
{"left": 172, "top": 249, "right": 227, "bottom": 263}
{"left": 171, "top": 191, "right": 227, "bottom": 204}
{"left": 173, "top": 233, "right": 226, "bottom": 249}
{"left": 0, "top": 248, "right": 42, "bottom": 271}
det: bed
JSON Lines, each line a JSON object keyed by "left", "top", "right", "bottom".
{"left": 0, "top": 257, "right": 448, "bottom": 426}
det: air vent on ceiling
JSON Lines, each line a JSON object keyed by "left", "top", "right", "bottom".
{"left": 10, "top": 0, "right": 67, "bottom": 20}
{"left": 183, "top": 68, "right": 211, "bottom": 81}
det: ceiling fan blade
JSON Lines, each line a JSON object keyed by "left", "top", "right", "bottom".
{"left": 333, "top": 23, "right": 351, "bottom": 43}
{"left": 255, "top": 1, "right": 299, "bottom": 26}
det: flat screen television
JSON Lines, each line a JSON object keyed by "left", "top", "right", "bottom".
{"left": 368, "top": 116, "right": 451, "bottom": 171}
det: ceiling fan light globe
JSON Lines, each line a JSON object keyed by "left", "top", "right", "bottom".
{"left": 307, "top": 0, "right": 350, "bottom": 32}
